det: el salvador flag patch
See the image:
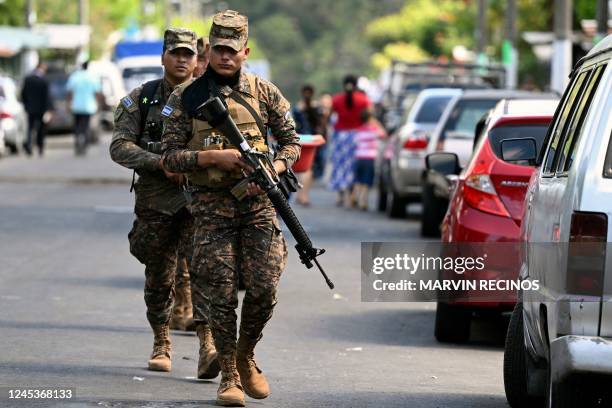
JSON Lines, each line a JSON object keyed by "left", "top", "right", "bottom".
{"left": 122, "top": 96, "right": 134, "bottom": 108}
{"left": 161, "top": 105, "right": 174, "bottom": 117}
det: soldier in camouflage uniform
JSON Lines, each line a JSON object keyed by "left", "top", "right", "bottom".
{"left": 195, "top": 36, "right": 210, "bottom": 78}
{"left": 161, "top": 10, "right": 300, "bottom": 407}
{"left": 110, "top": 28, "right": 220, "bottom": 378}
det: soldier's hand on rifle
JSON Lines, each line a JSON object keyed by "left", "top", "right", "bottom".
{"left": 198, "top": 150, "right": 252, "bottom": 172}
{"left": 245, "top": 182, "right": 265, "bottom": 197}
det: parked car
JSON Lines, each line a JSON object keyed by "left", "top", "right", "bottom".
{"left": 379, "top": 88, "right": 460, "bottom": 218}
{"left": 47, "top": 70, "right": 101, "bottom": 143}
{"left": 420, "top": 89, "right": 556, "bottom": 237}
{"left": 428, "top": 98, "right": 558, "bottom": 344}
{"left": 503, "top": 35, "right": 612, "bottom": 407}
{"left": 0, "top": 75, "right": 27, "bottom": 154}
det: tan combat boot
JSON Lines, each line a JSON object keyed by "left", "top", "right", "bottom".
{"left": 169, "top": 287, "right": 187, "bottom": 331}
{"left": 182, "top": 285, "right": 195, "bottom": 331}
{"left": 196, "top": 324, "right": 221, "bottom": 379}
{"left": 148, "top": 324, "right": 171, "bottom": 372}
{"left": 236, "top": 337, "right": 270, "bottom": 399}
{"left": 216, "top": 353, "right": 245, "bottom": 407}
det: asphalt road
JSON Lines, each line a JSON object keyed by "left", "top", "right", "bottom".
{"left": 0, "top": 135, "right": 509, "bottom": 407}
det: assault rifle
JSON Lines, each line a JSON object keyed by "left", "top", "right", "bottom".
{"left": 195, "top": 97, "right": 334, "bottom": 290}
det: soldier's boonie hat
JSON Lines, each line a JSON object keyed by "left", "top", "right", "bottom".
{"left": 197, "top": 36, "right": 209, "bottom": 56}
{"left": 164, "top": 28, "right": 197, "bottom": 54}
{"left": 209, "top": 10, "right": 248, "bottom": 52}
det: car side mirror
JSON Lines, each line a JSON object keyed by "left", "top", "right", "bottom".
{"left": 501, "top": 138, "right": 537, "bottom": 165}
{"left": 425, "top": 152, "right": 461, "bottom": 175}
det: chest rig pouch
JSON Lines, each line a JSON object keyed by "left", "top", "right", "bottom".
{"left": 186, "top": 74, "right": 268, "bottom": 187}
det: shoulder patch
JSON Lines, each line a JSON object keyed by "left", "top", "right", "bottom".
{"left": 161, "top": 105, "right": 174, "bottom": 117}
{"left": 121, "top": 96, "right": 138, "bottom": 113}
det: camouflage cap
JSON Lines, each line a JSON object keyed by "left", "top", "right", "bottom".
{"left": 197, "top": 36, "right": 209, "bottom": 56}
{"left": 209, "top": 10, "right": 248, "bottom": 52}
{"left": 163, "top": 28, "right": 197, "bottom": 54}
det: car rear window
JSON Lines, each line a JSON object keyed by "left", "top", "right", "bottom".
{"left": 441, "top": 99, "right": 499, "bottom": 141}
{"left": 489, "top": 124, "right": 549, "bottom": 165}
{"left": 414, "top": 96, "right": 452, "bottom": 123}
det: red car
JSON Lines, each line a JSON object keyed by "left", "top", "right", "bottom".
{"left": 428, "top": 98, "right": 558, "bottom": 343}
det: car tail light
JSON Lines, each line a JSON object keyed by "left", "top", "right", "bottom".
{"left": 567, "top": 212, "right": 607, "bottom": 296}
{"left": 0, "top": 111, "right": 12, "bottom": 119}
{"left": 402, "top": 132, "right": 428, "bottom": 150}
{"left": 463, "top": 174, "right": 511, "bottom": 217}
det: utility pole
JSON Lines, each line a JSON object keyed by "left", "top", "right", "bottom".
{"left": 476, "top": 0, "right": 488, "bottom": 67}
{"left": 25, "top": 0, "right": 34, "bottom": 28}
{"left": 551, "top": 0, "right": 572, "bottom": 94}
{"left": 596, "top": 0, "right": 609, "bottom": 43}
{"left": 78, "top": 0, "right": 88, "bottom": 25}
{"left": 503, "top": 0, "right": 518, "bottom": 89}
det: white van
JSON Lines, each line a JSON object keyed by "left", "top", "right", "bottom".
{"left": 504, "top": 35, "right": 612, "bottom": 407}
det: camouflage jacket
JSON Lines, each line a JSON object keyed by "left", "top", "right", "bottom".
{"left": 160, "top": 72, "right": 301, "bottom": 174}
{"left": 110, "top": 79, "right": 188, "bottom": 215}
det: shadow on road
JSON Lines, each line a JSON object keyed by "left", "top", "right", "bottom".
{"left": 308, "top": 307, "right": 508, "bottom": 349}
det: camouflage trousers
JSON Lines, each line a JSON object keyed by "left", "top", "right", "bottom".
{"left": 128, "top": 206, "right": 194, "bottom": 327}
{"left": 190, "top": 191, "right": 288, "bottom": 357}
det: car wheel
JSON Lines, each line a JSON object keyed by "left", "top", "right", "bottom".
{"left": 421, "top": 181, "right": 443, "bottom": 237}
{"left": 6, "top": 142, "right": 18, "bottom": 155}
{"left": 386, "top": 190, "right": 406, "bottom": 218}
{"left": 504, "top": 302, "right": 544, "bottom": 407}
{"left": 434, "top": 301, "right": 471, "bottom": 343}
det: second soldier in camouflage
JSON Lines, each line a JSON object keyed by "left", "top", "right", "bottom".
{"left": 110, "top": 28, "right": 220, "bottom": 379}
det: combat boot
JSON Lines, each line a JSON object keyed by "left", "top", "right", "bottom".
{"left": 148, "top": 324, "right": 171, "bottom": 372}
{"left": 169, "top": 287, "right": 187, "bottom": 331}
{"left": 236, "top": 336, "right": 270, "bottom": 399}
{"left": 196, "top": 324, "right": 220, "bottom": 379}
{"left": 216, "top": 353, "right": 245, "bottom": 407}
{"left": 182, "top": 285, "right": 196, "bottom": 331}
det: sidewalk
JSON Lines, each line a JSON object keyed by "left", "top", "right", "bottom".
{"left": 0, "top": 133, "right": 132, "bottom": 184}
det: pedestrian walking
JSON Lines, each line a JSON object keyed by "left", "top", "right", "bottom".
{"left": 161, "top": 10, "right": 300, "bottom": 406}
{"left": 330, "top": 74, "right": 371, "bottom": 207}
{"left": 20, "top": 62, "right": 52, "bottom": 156}
{"left": 292, "top": 84, "right": 324, "bottom": 206}
{"left": 110, "top": 29, "right": 219, "bottom": 377}
{"left": 353, "top": 109, "right": 386, "bottom": 211}
{"left": 67, "top": 61, "right": 103, "bottom": 155}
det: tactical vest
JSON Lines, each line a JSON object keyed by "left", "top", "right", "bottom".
{"left": 187, "top": 74, "right": 268, "bottom": 187}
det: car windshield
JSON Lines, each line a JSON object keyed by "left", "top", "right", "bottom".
{"left": 414, "top": 96, "right": 452, "bottom": 123}
{"left": 489, "top": 124, "right": 549, "bottom": 166}
{"left": 122, "top": 67, "right": 164, "bottom": 91}
{"left": 441, "top": 99, "right": 499, "bottom": 141}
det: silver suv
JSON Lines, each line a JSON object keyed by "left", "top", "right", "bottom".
{"left": 504, "top": 35, "right": 612, "bottom": 407}
{"left": 381, "top": 88, "right": 459, "bottom": 218}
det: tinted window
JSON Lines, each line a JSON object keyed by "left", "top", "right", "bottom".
{"left": 441, "top": 99, "right": 499, "bottom": 141}
{"left": 557, "top": 64, "right": 607, "bottom": 173}
{"left": 414, "top": 96, "right": 452, "bottom": 123}
{"left": 542, "top": 71, "right": 589, "bottom": 175}
{"left": 489, "top": 125, "right": 549, "bottom": 165}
